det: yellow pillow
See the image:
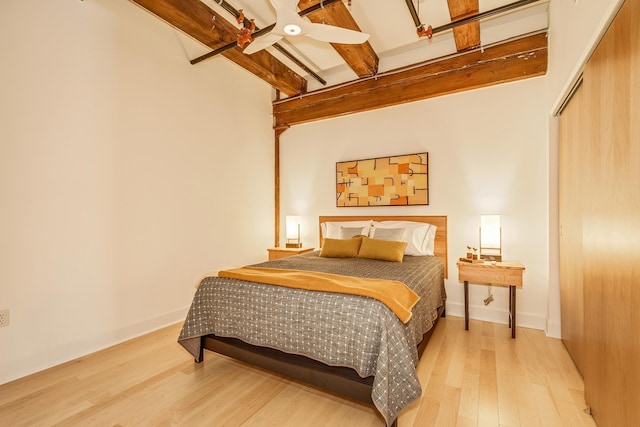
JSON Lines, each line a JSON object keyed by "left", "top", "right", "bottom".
{"left": 357, "top": 237, "right": 407, "bottom": 262}
{"left": 319, "top": 236, "right": 363, "bottom": 258}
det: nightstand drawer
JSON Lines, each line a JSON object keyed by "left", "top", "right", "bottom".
{"left": 457, "top": 262, "right": 525, "bottom": 287}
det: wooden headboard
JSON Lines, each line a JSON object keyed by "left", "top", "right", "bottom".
{"left": 319, "top": 215, "right": 448, "bottom": 279}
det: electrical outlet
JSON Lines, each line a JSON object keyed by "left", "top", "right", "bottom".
{"left": 0, "top": 309, "right": 9, "bottom": 327}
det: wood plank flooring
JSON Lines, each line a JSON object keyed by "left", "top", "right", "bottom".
{"left": 0, "top": 316, "right": 596, "bottom": 427}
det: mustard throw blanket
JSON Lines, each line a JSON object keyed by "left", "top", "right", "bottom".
{"left": 217, "top": 267, "right": 420, "bottom": 323}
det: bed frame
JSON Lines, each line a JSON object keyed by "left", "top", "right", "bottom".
{"left": 196, "top": 215, "right": 448, "bottom": 425}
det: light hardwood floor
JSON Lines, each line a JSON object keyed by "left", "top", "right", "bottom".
{"left": 0, "top": 316, "right": 596, "bottom": 427}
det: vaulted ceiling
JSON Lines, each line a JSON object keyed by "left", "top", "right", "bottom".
{"left": 131, "top": 0, "right": 548, "bottom": 127}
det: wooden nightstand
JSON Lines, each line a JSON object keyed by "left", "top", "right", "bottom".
{"left": 457, "top": 260, "right": 525, "bottom": 338}
{"left": 267, "top": 247, "right": 314, "bottom": 261}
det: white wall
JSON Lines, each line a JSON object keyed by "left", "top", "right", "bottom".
{"left": 547, "top": 0, "right": 625, "bottom": 112}
{"left": 0, "top": 0, "right": 274, "bottom": 384}
{"left": 280, "top": 77, "right": 550, "bottom": 331}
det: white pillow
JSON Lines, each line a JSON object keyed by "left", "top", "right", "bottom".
{"left": 322, "top": 220, "right": 373, "bottom": 240}
{"left": 339, "top": 226, "right": 368, "bottom": 239}
{"left": 372, "top": 221, "right": 437, "bottom": 256}
{"left": 370, "top": 227, "right": 406, "bottom": 242}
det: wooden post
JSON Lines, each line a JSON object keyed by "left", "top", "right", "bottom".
{"left": 274, "top": 125, "right": 289, "bottom": 248}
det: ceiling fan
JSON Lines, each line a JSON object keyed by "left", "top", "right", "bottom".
{"left": 242, "top": 0, "right": 370, "bottom": 55}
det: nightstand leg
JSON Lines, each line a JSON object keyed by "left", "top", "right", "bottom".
{"left": 509, "top": 287, "right": 512, "bottom": 328}
{"left": 464, "top": 280, "right": 469, "bottom": 330}
{"left": 510, "top": 285, "right": 516, "bottom": 339}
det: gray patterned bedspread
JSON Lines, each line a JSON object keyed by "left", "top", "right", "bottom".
{"left": 178, "top": 252, "right": 445, "bottom": 426}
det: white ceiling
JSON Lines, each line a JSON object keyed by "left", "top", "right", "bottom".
{"left": 201, "top": 0, "right": 549, "bottom": 91}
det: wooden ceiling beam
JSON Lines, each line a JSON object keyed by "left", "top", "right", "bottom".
{"left": 130, "top": 0, "right": 306, "bottom": 96}
{"left": 447, "top": 0, "right": 481, "bottom": 51}
{"left": 297, "top": 0, "right": 378, "bottom": 77}
{"left": 273, "top": 32, "right": 548, "bottom": 127}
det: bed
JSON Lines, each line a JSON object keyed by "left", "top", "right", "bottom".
{"left": 178, "top": 215, "right": 448, "bottom": 426}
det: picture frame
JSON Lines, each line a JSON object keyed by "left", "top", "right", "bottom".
{"left": 336, "top": 152, "right": 428, "bottom": 207}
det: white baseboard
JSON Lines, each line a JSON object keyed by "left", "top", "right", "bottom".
{"left": 446, "top": 301, "right": 547, "bottom": 331}
{"left": 545, "top": 319, "right": 562, "bottom": 338}
{"left": 0, "top": 306, "right": 189, "bottom": 386}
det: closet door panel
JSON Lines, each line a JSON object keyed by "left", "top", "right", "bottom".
{"left": 558, "top": 86, "right": 585, "bottom": 374}
{"left": 581, "top": 0, "right": 640, "bottom": 424}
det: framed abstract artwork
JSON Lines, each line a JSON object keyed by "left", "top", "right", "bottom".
{"left": 336, "top": 152, "right": 428, "bottom": 207}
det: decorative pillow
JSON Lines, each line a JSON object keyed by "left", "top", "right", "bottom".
{"left": 319, "top": 237, "right": 363, "bottom": 258}
{"left": 370, "top": 227, "right": 405, "bottom": 242}
{"left": 372, "top": 221, "right": 437, "bottom": 256}
{"left": 357, "top": 237, "right": 407, "bottom": 262}
{"left": 339, "top": 226, "right": 368, "bottom": 239}
{"left": 322, "top": 220, "right": 373, "bottom": 239}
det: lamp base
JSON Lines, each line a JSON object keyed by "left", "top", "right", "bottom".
{"left": 286, "top": 243, "right": 303, "bottom": 248}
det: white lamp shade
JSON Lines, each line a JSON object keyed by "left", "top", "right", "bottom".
{"left": 286, "top": 216, "right": 301, "bottom": 239}
{"left": 480, "top": 215, "right": 501, "bottom": 249}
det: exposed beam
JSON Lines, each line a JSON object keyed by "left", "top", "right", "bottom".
{"left": 273, "top": 32, "right": 548, "bottom": 128}
{"left": 297, "top": 0, "right": 378, "bottom": 77}
{"left": 447, "top": 0, "right": 480, "bottom": 51}
{"left": 130, "top": 0, "right": 306, "bottom": 96}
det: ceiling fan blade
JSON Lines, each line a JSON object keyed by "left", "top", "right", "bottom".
{"left": 305, "top": 23, "right": 369, "bottom": 44}
{"left": 243, "top": 32, "right": 284, "bottom": 54}
{"left": 252, "top": 0, "right": 367, "bottom": 53}
{"left": 272, "top": 4, "right": 309, "bottom": 33}
{"left": 269, "top": 0, "right": 298, "bottom": 9}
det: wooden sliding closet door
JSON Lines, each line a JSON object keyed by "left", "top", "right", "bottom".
{"left": 559, "top": 0, "right": 640, "bottom": 425}
{"left": 558, "top": 84, "right": 586, "bottom": 375}
{"left": 581, "top": 0, "right": 640, "bottom": 423}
